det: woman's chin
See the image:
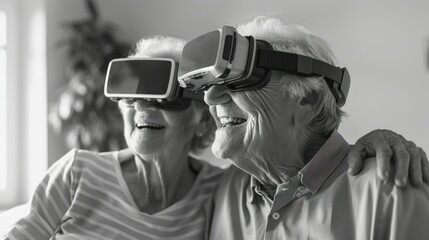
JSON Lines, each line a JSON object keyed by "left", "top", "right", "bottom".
{"left": 131, "top": 145, "right": 158, "bottom": 156}
{"left": 130, "top": 138, "right": 165, "bottom": 155}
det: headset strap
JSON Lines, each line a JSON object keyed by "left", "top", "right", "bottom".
{"left": 181, "top": 88, "right": 205, "bottom": 102}
{"left": 256, "top": 49, "right": 350, "bottom": 106}
{"left": 257, "top": 50, "right": 344, "bottom": 84}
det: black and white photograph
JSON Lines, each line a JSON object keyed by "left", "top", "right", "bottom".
{"left": 1, "top": 0, "right": 429, "bottom": 239}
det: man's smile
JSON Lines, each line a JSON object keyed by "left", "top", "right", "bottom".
{"left": 135, "top": 122, "right": 165, "bottom": 130}
{"left": 219, "top": 117, "right": 247, "bottom": 128}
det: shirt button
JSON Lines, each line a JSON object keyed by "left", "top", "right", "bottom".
{"left": 297, "top": 186, "right": 305, "bottom": 192}
{"left": 272, "top": 212, "right": 280, "bottom": 220}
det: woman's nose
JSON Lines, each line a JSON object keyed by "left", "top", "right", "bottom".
{"left": 134, "top": 99, "right": 157, "bottom": 112}
{"left": 204, "top": 85, "right": 232, "bottom": 106}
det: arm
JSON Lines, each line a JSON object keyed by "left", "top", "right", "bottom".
{"left": 6, "top": 150, "right": 76, "bottom": 239}
{"left": 348, "top": 129, "right": 429, "bottom": 187}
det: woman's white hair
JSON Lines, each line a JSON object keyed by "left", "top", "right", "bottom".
{"left": 129, "top": 35, "right": 186, "bottom": 62}
{"left": 237, "top": 16, "right": 346, "bottom": 157}
{"left": 124, "top": 35, "right": 216, "bottom": 155}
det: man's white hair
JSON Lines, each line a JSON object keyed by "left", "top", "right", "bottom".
{"left": 237, "top": 16, "right": 346, "bottom": 153}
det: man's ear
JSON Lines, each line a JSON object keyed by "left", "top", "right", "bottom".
{"left": 294, "top": 91, "right": 321, "bottom": 127}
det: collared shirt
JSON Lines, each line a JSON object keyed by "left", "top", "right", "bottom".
{"left": 209, "top": 131, "right": 429, "bottom": 240}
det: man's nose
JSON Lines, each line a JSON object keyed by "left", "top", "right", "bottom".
{"left": 134, "top": 99, "right": 157, "bottom": 112}
{"left": 204, "top": 85, "right": 232, "bottom": 106}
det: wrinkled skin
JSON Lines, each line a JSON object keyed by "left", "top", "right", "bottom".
{"left": 119, "top": 100, "right": 207, "bottom": 213}
{"left": 204, "top": 78, "right": 428, "bottom": 189}
{"left": 348, "top": 129, "right": 429, "bottom": 187}
{"left": 205, "top": 78, "right": 325, "bottom": 188}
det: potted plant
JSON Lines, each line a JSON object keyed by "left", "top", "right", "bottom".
{"left": 49, "top": 0, "right": 130, "bottom": 151}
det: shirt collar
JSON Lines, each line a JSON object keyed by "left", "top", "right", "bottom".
{"left": 249, "top": 130, "right": 349, "bottom": 202}
{"left": 248, "top": 176, "right": 265, "bottom": 204}
{"left": 298, "top": 130, "right": 350, "bottom": 194}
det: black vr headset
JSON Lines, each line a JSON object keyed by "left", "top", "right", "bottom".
{"left": 104, "top": 57, "right": 204, "bottom": 111}
{"left": 178, "top": 26, "right": 350, "bottom": 107}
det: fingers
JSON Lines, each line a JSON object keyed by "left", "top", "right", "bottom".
{"left": 391, "top": 136, "right": 410, "bottom": 187}
{"left": 407, "top": 143, "right": 423, "bottom": 187}
{"left": 420, "top": 148, "right": 429, "bottom": 183}
{"left": 348, "top": 144, "right": 367, "bottom": 175}
{"left": 408, "top": 147, "right": 424, "bottom": 187}
{"left": 349, "top": 129, "right": 428, "bottom": 188}
{"left": 359, "top": 129, "right": 393, "bottom": 181}
{"left": 374, "top": 140, "right": 392, "bottom": 182}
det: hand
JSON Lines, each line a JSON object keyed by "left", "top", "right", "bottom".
{"left": 348, "top": 129, "right": 429, "bottom": 187}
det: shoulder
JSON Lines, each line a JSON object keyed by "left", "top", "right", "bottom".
{"left": 45, "top": 148, "right": 80, "bottom": 175}
{"left": 346, "top": 157, "right": 429, "bottom": 203}
{"left": 70, "top": 149, "right": 118, "bottom": 169}
{"left": 222, "top": 164, "right": 249, "bottom": 180}
{"left": 214, "top": 165, "right": 251, "bottom": 197}
{"left": 344, "top": 157, "right": 429, "bottom": 238}
{"left": 221, "top": 165, "right": 250, "bottom": 184}
{"left": 345, "top": 157, "right": 379, "bottom": 187}
{"left": 57, "top": 149, "right": 121, "bottom": 184}
{"left": 190, "top": 157, "right": 227, "bottom": 184}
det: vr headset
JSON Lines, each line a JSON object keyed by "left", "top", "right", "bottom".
{"left": 178, "top": 26, "right": 350, "bottom": 107}
{"left": 104, "top": 57, "right": 204, "bottom": 110}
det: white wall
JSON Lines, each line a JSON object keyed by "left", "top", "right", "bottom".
{"left": 46, "top": 0, "right": 87, "bottom": 166}
{"left": 8, "top": 0, "right": 48, "bottom": 204}
{"left": 46, "top": 0, "right": 429, "bottom": 167}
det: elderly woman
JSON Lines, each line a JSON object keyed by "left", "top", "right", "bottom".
{"left": 3, "top": 35, "right": 426, "bottom": 240}
{"left": 186, "top": 17, "right": 429, "bottom": 239}
{"left": 5, "top": 36, "right": 222, "bottom": 240}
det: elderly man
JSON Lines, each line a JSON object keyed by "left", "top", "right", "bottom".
{"left": 179, "top": 16, "right": 429, "bottom": 239}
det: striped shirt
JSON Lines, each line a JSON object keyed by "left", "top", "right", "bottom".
{"left": 6, "top": 149, "right": 224, "bottom": 240}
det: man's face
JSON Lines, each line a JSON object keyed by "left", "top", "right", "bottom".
{"left": 203, "top": 76, "right": 298, "bottom": 171}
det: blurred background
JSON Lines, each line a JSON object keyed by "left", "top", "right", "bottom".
{"left": 1, "top": 0, "right": 428, "bottom": 209}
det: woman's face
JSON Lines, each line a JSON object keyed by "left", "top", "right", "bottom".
{"left": 203, "top": 77, "right": 297, "bottom": 170}
{"left": 120, "top": 100, "right": 204, "bottom": 158}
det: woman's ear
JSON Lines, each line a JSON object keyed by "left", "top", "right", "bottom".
{"left": 294, "top": 91, "right": 321, "bottom": 127}
{"left": 195, "top": 108, "right": 212, "bottom": 137}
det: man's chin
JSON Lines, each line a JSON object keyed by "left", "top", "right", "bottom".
{"left": 211, "top": 142, "right": 230, "bottom": 160}
{"left": 213, "top": 125, "right": 247, "bottom": 158}
{"left": 212, "top": 138, "right": 243, "bottom": 160}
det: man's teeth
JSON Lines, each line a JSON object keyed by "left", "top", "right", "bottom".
{"left": 136, "top": 123, "right": 165, "bottom": 129}
{"left": 219, "top": 117, "right": 246, "bottom": 127}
